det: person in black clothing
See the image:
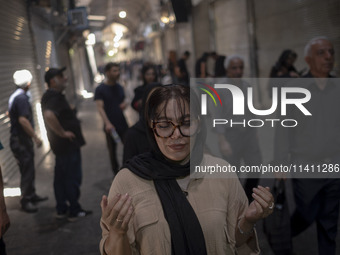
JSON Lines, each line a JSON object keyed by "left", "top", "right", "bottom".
{"left": 131, "top": 63, "right": 158, "bottom": 113}
{"left": 94, "top": 62, "right": 129, "bottom": 175}
{"left": 123, "top": 83, "right": 161, "bottom": 163}
{"left": 42, "top": 67, "right": 91, "bottom": 221}
{"left": 195, "top": 52, "right": 210, "bottom": 78}
{"left": 175, "top": 51, "right": 190, "bottom": 86}
{"left": 210, "top": 52, "right": 226, "bottom": 77}
{"left": 8, "top": 69, "right": 47, "bottom": 213}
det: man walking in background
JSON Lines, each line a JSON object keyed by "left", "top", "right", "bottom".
{"left": 8, "top": 69, "right": 47, "bottom": 213}
{"left": 41, "top": 67, "right": 91, "bottom": 221}
{"left": 274, "top": 37, "right": 340, "bottom": 255}
{"left": 94, "top": 62, "right": 128, "bottom": 175}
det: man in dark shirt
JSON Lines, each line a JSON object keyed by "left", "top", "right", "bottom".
{"left": 176, "top": 51, "right": 190, "bottom": 86}
{"left": 94, "top": 62, "right": 128, "bottom": 175}
{"left": 8, "top": 70, "right": 47, "bottom": 213}
{"left": 274, "top": 37, "right": 340, "bottom": 255}
{"left": 41, "top": 67, "right": 91, "bottom": 221}
{"left": 210, "top": 52, "right": 226, "bottom": 77}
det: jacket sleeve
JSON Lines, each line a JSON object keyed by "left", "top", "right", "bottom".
{"left": 99, "top": 170, "right": 139, "bottom": 255}
{"left": 227, "top": 178, "right": 260, "bottom": 255}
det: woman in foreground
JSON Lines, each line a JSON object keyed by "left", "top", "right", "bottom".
{"left": 100, "top": 84, "right": 274, "bottom": 255}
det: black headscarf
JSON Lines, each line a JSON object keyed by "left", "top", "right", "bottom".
{"left": 270, "top": 49, "right": 298, "bottom": 78}
{"left": 123, "top": 85, "right": 207, "bottom": 255}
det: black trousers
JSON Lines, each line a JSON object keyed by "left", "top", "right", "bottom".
{"left": 291, "top": 178, "right": 340, "bottom": 255}
{"left": 0, "top": 237, "right": 6, "bottom": 255}
{"left": 10, "top": 135, "right": 36, "bottom": 203}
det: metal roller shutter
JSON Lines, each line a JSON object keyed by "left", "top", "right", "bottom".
{"left": 0, "top": 1, "right": 44, "bottom": 183}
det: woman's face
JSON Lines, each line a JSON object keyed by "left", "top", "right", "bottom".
{"left": 285, "top": 54, "right": 296, "bottom": 67}
{"left": 152, "top": 98, "right": 197, "bottom": 163}
{"left": 144, "top": 68, "right": 156, "bottom": 84}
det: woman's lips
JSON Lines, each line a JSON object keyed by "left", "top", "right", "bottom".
{"left": 168, "top": 144, "right": 186, "bottom": 151}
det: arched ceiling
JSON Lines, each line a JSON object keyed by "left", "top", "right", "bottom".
{"left": 75, "top": 0, "right": 162, "bottom": 33}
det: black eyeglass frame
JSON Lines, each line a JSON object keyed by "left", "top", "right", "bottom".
{"left": 152, "top": 118, "right": 200, "bottom": 138}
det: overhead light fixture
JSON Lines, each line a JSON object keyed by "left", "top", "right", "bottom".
{"left": 108, "top": 50, "right": 114, "bottom": 57}
{"left": 119, "top": 11, "right": 126, "bottom": 18}
{"left": 161, "top": 16, "right": 170, "bottom": 24}
{"left": 88, "top": 15, "right": 106, "bottom": 21}
{"left": 86, "top": 33, "right": 96, "bottom": 45}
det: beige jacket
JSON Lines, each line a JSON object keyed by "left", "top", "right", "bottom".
{"left": 100, "top": 154, "right": 260, "bottom": 255}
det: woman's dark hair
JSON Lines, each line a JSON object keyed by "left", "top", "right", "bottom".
{"left": 144, "top": 84, "right": 200, "bottom": 126}
{"left": 201, "top": 52, "right": 210, "bottom": 61}
{"left": 141, "top": 64, "right": 158, "bottom": 85}
{"left": 270, "top": 49, "right": 297, "bottom": 77}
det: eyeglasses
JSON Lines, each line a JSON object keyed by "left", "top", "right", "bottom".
{"left": 152, "top": 118, "right": 200, "bottom": 138}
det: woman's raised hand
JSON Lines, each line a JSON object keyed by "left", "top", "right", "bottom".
{"left": 244, "top": 185, "right": 274, "bottom": 224}
{"left": 101, "top": 193, "right": 134, "bottom": 235}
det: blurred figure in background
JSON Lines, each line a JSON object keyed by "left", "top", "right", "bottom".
{"left": 168, "top": 50, "right": 178, "bottom": 83}
{"left": 0, "top": 140, "right": 10, "bottom": 255}
{"left": 131, "top": 63, "right": 158, "bottom": 113}
{"left": 210, "top": 51, "right": 226, "bottom": 78}
{"left": 8, "top": 70, "right": 47, "bottom": 213}
{"left": 175, "top": 51, "right": 191, "bottom": 86}
{"left": 217, "top": 55, "right": 261, "bottom": 201}
{"left": 95, "top": 62, "right": 129, "bottom": 175}
{"left": 269, "top": 49, "right": 299, "bottom": 78}
{"left": 268, "top": 50, "right": 300, "bottom": 97}
{"left": 123, "top": 83, "right": 161, "bottom": 163}
{"left": 195, "top": 52, "right": 211, "bottom": 78}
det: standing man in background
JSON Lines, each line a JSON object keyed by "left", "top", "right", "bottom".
{"left": 274, "top": 37, "right": 340, "bottom": 255}
{"left": 8, "top": 70, "right": 47, "bottom": 213}
{"left": 94, "top": 62, "right": 128, "bottom": 175}
{"left": 42, "top": 67, "right": 91, "bottom": 221}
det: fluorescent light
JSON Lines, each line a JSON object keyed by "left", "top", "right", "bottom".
{"left": 86, "top": 33, "right": 96, "bottom": 45}
{"left": 88, "top": 15, "right": 106, "bottom": 21}
{"left": 4, "top": 188, "right": 21, "bottom": 197}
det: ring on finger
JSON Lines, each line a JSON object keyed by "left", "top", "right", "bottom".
{"left": 116, "top": 218, "right": 123, "bottom": 222}
{"left": 268, "top": 202, "right": 275, "bottom": 210}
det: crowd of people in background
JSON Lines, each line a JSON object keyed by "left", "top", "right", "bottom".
{"left": 0, "top": 36, "right": 338, "bottom": 255}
